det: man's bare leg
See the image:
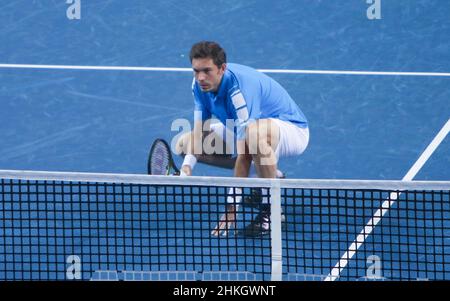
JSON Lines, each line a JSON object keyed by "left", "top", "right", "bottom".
{"left": 246, "top": 119, "right": 280, "bottom": 179}
{"left": 240, "top": 119, "right": 280, "bottom": 236}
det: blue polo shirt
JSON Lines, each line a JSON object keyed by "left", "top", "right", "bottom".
{"left": 193, "top": 63, "right": 308, "bottom": 140}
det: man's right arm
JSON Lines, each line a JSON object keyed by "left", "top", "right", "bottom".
{"left": 211, "top": 140, "right": 251, "bottom": 236}
{"left": 181, "top": 119, "right": 203, "bottom": 176}
{"left": 233, "top": 140, "right": 252, "bottom": 178}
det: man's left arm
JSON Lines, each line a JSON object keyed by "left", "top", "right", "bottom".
{"left": 211, "top": 138, "right": 252, "bottom": 237}
{"left": 211, "top": 90, "right": 258, "bottom": 236}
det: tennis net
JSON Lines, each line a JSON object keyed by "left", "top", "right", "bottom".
{"left": 0, "top": 170, "right": 449, "bottom": 281}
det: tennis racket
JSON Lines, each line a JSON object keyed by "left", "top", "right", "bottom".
{"left": 147, "top": 139, "right": 180, "bottom": 175}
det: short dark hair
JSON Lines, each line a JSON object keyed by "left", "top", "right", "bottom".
{"left": 189, "top": 41, "right": 227, "bottom": 68}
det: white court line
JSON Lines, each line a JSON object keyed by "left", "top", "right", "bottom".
{"left": 0, "top": 64, "right": 191, "bottom": 72}
{"left": 1, "top": 63, "right": 450, "bottom": 77}
{"left": 325, "top": 118, "right": 450, "bottom": 281}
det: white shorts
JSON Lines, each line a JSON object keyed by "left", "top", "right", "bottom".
{"left": 271, "top": 118, "right": 309, "bottom": 158}
{"left": 209, "top": 119, "right": 309, "bottom": 159}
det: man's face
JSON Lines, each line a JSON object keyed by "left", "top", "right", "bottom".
{"left": 192, "top": 58, "right": 226, "bottom": 93}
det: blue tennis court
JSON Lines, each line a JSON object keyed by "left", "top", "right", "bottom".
{"left": 0, "top": 0, "right": 448, "bottom": 179}
{"left": 0, "top": 1, "right": 449, "bottom": 281}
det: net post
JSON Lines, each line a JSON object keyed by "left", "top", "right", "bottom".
{"left": 270, "top": 179, "right": 283, "bottom": 281}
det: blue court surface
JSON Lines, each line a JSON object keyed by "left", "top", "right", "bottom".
{"left": 0, "top": 0, "right": 448, "bottom": 180}
{"left": 0, "top": 0, "right": 449, "bottom": 281}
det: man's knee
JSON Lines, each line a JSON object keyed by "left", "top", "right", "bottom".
{"left": 246, "top": 123, "right": 261, "bottom": 154}
{"left": 245, "top": 120, "right": 279, "bottom": 155}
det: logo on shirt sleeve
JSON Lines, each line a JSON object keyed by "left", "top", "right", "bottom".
{"left": 231, "top": 91, "right": 249, "bottom": 122}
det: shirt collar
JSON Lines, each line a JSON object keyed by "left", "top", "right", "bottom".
{"left": 212, "top": 69, "right": 230, "bottom": 101}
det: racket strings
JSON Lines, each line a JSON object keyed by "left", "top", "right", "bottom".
{"left": 151, "top": 142, "right": 170, "bottom": 175}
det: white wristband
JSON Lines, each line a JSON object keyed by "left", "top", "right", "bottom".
{"left": 182, "top": 154, "right": 197, "bottom": 169}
